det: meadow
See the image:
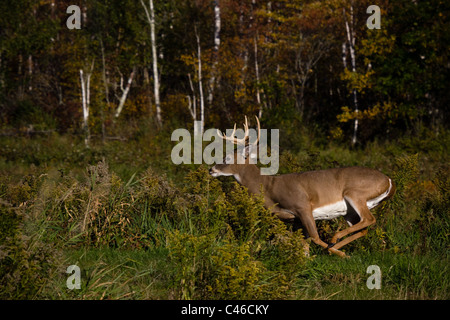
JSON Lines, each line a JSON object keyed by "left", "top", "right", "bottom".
{"left": 1, "top": 0, "right": 449, "bottom": 302}
{"left": 0, "top": 125, "right": 448, "bottom": 300}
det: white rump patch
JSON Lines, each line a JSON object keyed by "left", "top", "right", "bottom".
{"left": 312, "top": 178, "right": 393, "bottom": 221}
{"left": 366, "top": 178, "right": 392, "bottom": 209}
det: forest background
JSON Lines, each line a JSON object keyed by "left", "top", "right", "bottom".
{"left": 0, "top": 0, "right": 449, "bottom": 300}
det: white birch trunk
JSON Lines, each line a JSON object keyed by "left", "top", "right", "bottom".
{"left": 80, "top": 69, "right": 89, "bottom": 147}
{"left": 342, "top": 42, "right": 347, "bottom": 69}
{"left": 141, "top": 0, "right": 162, "bottom": 127}
{"left": 213, "top": 1, "right": 221, "bottom": 53}
{"left": 207, "top": 0, "right": 221, "bottom": 106}
{"left": 80, "top": 70, "right": 87, "bottom": 128}
{"left": 86, "top": 70, "right": 92, "bottom": 107}
{"left": 79, "top": 60, "right": 94, "bottom": 148}
{"left": 187, "top": 73, "right": 197, "bottom": 120}
{"left": 254, "top": 36, "right": 262, "bottom": 118}
{"left": 115, "top": 67, "right": 136, "bottom": 118}
{"left": 196, "top": 30, "right": 205, "bottom": 136}
{"left": 344, "top": 4, "right": 359, "bottom": 146}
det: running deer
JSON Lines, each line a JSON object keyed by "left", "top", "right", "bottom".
{"left": 209, "top": 116, "right": 395, "bottom": 258}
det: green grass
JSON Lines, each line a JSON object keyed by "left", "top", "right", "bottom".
{"left": 43, "top": 245, "right": 448, "bottom": 300}
{"left": 297, "top": 251, "right": 449, "bottom": 299}
{"left": 0, "top": 131, "right": 449, "bottom": 300}
{"left": 55, "top": 247, "right": 171, "bottom": 300}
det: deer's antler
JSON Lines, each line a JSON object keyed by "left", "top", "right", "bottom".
{"left": 217, "top": 116, "right": 255, "bottom": 146}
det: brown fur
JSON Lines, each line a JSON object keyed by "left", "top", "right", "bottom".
{"left": 210, "top": 161, "right": 395, "bottom": 258}
{"left": 210, "top": 117, "right": 395, "bottom": 257}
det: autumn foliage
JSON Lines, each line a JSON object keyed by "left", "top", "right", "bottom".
{"left": 0, "top": 0, "right": 448, "bottom": 144}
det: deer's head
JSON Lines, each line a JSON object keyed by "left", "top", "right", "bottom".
{"left": 209, "top": 116, "right": 260, "bottom": 178}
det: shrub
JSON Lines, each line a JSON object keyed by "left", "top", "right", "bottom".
{"left": 208, "top": 240, "right": 267, "bottom": 299}
{"left": 135, "top": 167, "right": 179, "bottom": 217}
{"left": 165, "top": 170, "right": 308, "bottom": 300}
{"left": 166, "top": 230, "right": 216, "bottom": 299}
{"left": 390, "top": 153, "right": 419, "bottom": 210}
{"left": 0, "top": 203, "right": 60, "bottom": 299}
{"left": 226, "top": 182, "right": 280, "bottom": 244}
{"left": 418, "top": 165, "right": 450, "bottom": 253}
{"left": 166, "top": 230, "right": 295, "bottom": 300}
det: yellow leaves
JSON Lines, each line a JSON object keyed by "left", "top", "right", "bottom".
{"left": 210, "top": 241, "right": 265, "bottom": 299}
{"left": 234, "top": 87, "right": 247, "bottom": 101}
{"left": 180, "top": 51, "right": 212, "bottom": 82}
{"left": 340, "top": 69, "right": 375, "bottom": 94}
{"left": 179, "top": 54, "right": 195, "bottom": 68}
{"left": 337, "top": 106, "right": 354, "bottom": 123}
{"left": 360, "top": 29, "right": 396, "bottom": 57}
{"left": 330, "top": 126, "right": 344, "bottom": 140}
{"left": 337, "top": 101, "right": 395, "bottom": 123}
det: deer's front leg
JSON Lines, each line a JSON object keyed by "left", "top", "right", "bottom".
{"left": 293, "top": 206, "right": 347, "bottom": 258}
{"left": 272, "top": 206, "right": 296, "bottom": 221}
{"left": 270, "top": 205, "right": 310, "bottom": 257}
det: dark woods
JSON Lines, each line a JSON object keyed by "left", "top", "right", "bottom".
{"left": 0, "top": 0, "right": 448, "bottom": 145}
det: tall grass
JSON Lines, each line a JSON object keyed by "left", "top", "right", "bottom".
{"left": 0, "top": 131, "right": 448, "bottom": 299}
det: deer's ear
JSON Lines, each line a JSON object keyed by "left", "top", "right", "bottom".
{"left": 243, "top": 144, "right": 257, "bottom": 160}
{"left": 242, "top": 145, "right": 250, "bottom": 159}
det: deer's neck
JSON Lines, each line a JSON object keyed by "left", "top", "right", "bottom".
{"left": 235, "top": 164, "right": 266, "bottom": 194}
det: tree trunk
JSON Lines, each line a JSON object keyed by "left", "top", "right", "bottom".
{"left": 79, "top": 60, "right": 94, "bottom": 148}
{"left": 115, "top": 67, "right": 136, "bottom": 118}
{"left": 344, "top": 4, "right": 359, "bottom": 146}
{"left": 141, "top": 0, "right": 162, "bottom": 127}
{"left": 207, "top": 0, "right": 221, "bottom": 106}
{"left": 187, "top": 73, "right": 197, "bottom": 121}
{"left": 254, "top": 36, "right": 262, "bottom": 118}
{"left": 196, "top": 28, "right": 205, "bottom": 136}
{"left": 27, "top": 55, "right": 33, "bottom": 92}
{"left": 100, "top": 39, "right": 109, "bottom": 141}
{"left": 80, "top": 69, "right": 89, "bottom": 148}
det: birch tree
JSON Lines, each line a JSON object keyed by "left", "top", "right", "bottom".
{"left": 343, "top": 3, "right": 359, "bottom": 146}
{"left": 114, "top": 66, "right": 136, "bottom": 118}
{"left": 207, "top": 0, "right": 221, "bottom": 106}
{"left": 254, "top": 35, "right": 262, "bottom": 118}
{"left": 79, "top": 59, "right": 94, "bottom": 148}
{"left": 252, "top": 0, "right": 262, "bottom": 118}
{"left": 183, "top": 25, "right": 207, "bottom": 138}
{"left": 140, "top": 0, "right": 162, "bottom": 127}
{"left": 196, "top": 30, "right": 205, "bottom": 136}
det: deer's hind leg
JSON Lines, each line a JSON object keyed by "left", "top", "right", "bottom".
{"left": 329, "top": 195, "right": 376, "bottom": 251}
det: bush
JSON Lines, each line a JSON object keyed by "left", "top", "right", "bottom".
{"left": 166, "top": 230, "right": 297, "bottom": 300}
{"left": 418, "top": 165, "right": 450, "bottom": 253}
{"left": 166, "top": 231, "right": 217, "bottom": 299}
{"left": 165, "top": 168, "right": 308, "bottom": 300}
{"left": 0, "top": 203, "right": 60, "bottom": 299}
{"left": 226, "top": 182, "right": 281, "bottom": 244}
{"left": 209, "top": 240, "right": 269, "bottom": 300}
